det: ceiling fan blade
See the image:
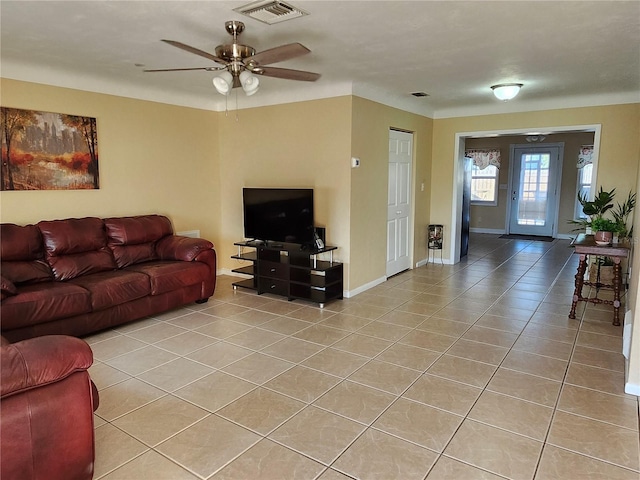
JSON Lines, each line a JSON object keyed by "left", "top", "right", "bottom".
{"left": 143, "top": 67, "right": 216, "bottom": 72}
{"left": 247, "top": 43, "right": 311, "bottom": 66}
{"left": 257, "top": 66, "right": 321, "bottom": 82}
{"left": 161, "top": 39, "right": 226, "bottom": 65}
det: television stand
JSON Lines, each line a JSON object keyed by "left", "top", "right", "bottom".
{"left": 231, "top": 241, "right": 343, "bottom": 308}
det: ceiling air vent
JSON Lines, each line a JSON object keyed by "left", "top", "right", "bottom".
{"left": 234, "top": 0, "right": 308, "bottom": 25}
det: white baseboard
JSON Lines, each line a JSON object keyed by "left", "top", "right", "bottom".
{"left": 625, "top": 381, "right": 640, "bottom": 396}
{"left": 344, "top": 276, "right": 386, "bottom": 298}
{"left": 555, "top": 233, "right": 575, "bottom": 240}
{"left": 418, "top": 256, "right": 455, "bottom": 266}
{"left": 218, "top": 268, "right": 249, "bottom": 278}
{"left": 623, "top": 311, "right": 632, "bottom": 358}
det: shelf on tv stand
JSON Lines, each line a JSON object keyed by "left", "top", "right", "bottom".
{"left": 231, "top": 241, "right": 343, "bottom": 308}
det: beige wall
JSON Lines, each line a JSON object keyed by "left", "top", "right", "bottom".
{"left": 215, "top": 96, "right": 354, "bottom": 286}
{"left": 2, "top": 78, "right": 638, "bottom": 303}
{"left": 0, "top": 80, "right": 434, "bottom": 294}
{"left": 350, "top": 97, "right": 433, "bottom": 289}
{"left": 467, "top": 132, "right": 595, "bottom": 235}
{"left": 0, "top": 79, "right": 221, "bottom": 244}
{"left": 216, "top": 96, "right": 433, "bottom": 294}
{"left": 432, "top": 104, "right": 640, "bottom": 261}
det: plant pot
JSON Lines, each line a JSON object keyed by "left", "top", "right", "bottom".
{"left": 594, "top": 230, "right": 613, "bottom": 245}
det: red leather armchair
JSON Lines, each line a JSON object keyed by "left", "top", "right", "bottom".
{"left": 0, "top": 335, "right": 99, "bottom": 480}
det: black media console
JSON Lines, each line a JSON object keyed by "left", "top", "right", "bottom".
{"left": 231, "top": 241, "right": 343, "bottom": 308}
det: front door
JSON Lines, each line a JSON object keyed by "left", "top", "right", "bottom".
{"left": 386, "top": 129, "right": 413, "bottom": 277}
{"left": 508, "top": 144, "right": 562, "bottom": 237}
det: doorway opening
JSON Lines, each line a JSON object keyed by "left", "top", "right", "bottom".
{"left": 451, "top": 125, "right": 601, "bottom": 264}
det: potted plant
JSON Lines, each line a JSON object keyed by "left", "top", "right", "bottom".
{"left": 568, "top": 187, "right": 635, "bottom": 286}
{"left": 590, "top": 216, "right": 617, "bottom": 245}
{"left": 569, "top": 186, "right": 636, "bottom": 243}
{"left": 568, "top": 187, "right": 616, "bottom": 233}
{"left": 579, "top": 187, "right": 616, "bottom": 218}
{"left": 611, "top": 191, "right": 636, "bottom": 240}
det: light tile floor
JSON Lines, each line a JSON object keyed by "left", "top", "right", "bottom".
{"left": 87, "top": 234, "right": 639, "bottom": 480}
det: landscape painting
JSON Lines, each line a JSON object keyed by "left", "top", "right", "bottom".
{"left": 1, "top": 107, "right": 99, "bottom": 190}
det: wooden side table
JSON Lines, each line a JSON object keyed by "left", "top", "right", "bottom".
{"left": 568, "top": 233, "right": 630, "bottom": 326}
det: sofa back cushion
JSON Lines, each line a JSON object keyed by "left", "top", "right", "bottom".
{"left": 0, "top": 224, "right": 54, "bottom": 285}
{"left": 105, "top": 215, "right": 173, "bottom": 268}
{"left": 38, "top": 218, "right": 116, "bottom": 281}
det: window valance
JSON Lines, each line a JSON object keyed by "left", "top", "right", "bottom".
{"left": 465, "top": 149, "right": 501, "bottom": 170}
{"left": 577, "top": 145, "right": 593, "bottom": 169}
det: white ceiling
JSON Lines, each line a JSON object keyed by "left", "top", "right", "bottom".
{"left": 2, "top": 1, "right": 639, "bottom": 117}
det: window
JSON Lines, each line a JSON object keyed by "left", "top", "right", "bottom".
{"left": 575, "top": 163, "right": 593, "bottom": 219}
{"left": 471, "top": 164, "right": 499, "bottom": 205}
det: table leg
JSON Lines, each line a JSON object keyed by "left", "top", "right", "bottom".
{"left": 569, "top": 253, "right": 587, "bottom": 319}
{"left": 612, "top": 258, "right": 622, "bottom": 326}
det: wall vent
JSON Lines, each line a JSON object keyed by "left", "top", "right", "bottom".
{"left": 234, "top": 0, "right": 308, "bottom": 25}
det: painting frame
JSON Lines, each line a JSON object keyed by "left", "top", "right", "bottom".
{"left": 1, "top": 107, "right": 99, "bottom": 190}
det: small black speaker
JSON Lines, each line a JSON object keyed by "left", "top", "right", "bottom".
{"left": 314, "top": 227, "right": 326, "bottom": 244}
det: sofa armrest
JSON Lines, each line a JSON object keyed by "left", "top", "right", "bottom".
{"left": 156, "top": 235, "right": 214, "bottom": 262}
{"left": 0, "top": 335, "right": 93, "bottom": 399}
{"left": 1, "top": 335, "right": 97, "bottom": 480}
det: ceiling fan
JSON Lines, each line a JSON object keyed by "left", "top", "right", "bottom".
{"left": 144, "top": 20, "right": 320, "bottom": 95}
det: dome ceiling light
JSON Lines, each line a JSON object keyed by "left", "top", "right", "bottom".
{"left": 491, "top": 83, "right": 523, "bottom": 101}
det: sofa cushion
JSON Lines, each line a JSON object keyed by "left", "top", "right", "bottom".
{"left": 1, "top": 283, "right": 92, "bottom": 330}
{"left": 1, "top": 261, "right": 54, "bottom": 286}
{"left": 0, "top": 224, "right": 43, "bottom": 261}
{"left": 105, "top": 215, "right": 173, "bottom": 268}
{"left": 69, "top": 270, "right": 151, "bottom": 311}
{"left": 127, "top": 261, "right": 209, "bottom": 296}
{"left": 38, "top": 217, "right": 116, "bottom": 281}
{"left": 0, "top": 223, "right": 54, "bottom": 285}
{"left": 1, "top": 276, "right": 17, "bottom": 300}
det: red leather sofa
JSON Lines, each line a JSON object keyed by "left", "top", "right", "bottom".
{"left": 0, "top": 214, "right": 217, "bottom": 342}
{"left": 0, "top": 334, "right": 99, "bottom": 480}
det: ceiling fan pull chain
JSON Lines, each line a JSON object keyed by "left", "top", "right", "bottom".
{"left": 235, "top": 90, "right": 239, "bottom": 121}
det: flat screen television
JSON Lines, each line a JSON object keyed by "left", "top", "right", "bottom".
{"left": 243, "top": 188, "right": 315, "bottom": 246}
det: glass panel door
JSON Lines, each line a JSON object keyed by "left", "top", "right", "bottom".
{"left": 508, "top": 145, "right": 561, "bottom": 236}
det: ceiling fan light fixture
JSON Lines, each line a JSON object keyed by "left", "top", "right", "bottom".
{"left": 240, "top": 70, "right": 260, "bottom": 96}
{"left": 213, "top": 71, "right": 233, "bottom": 95}
{"left": 491, "top": 83, "right": 523, "bottom": 101}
